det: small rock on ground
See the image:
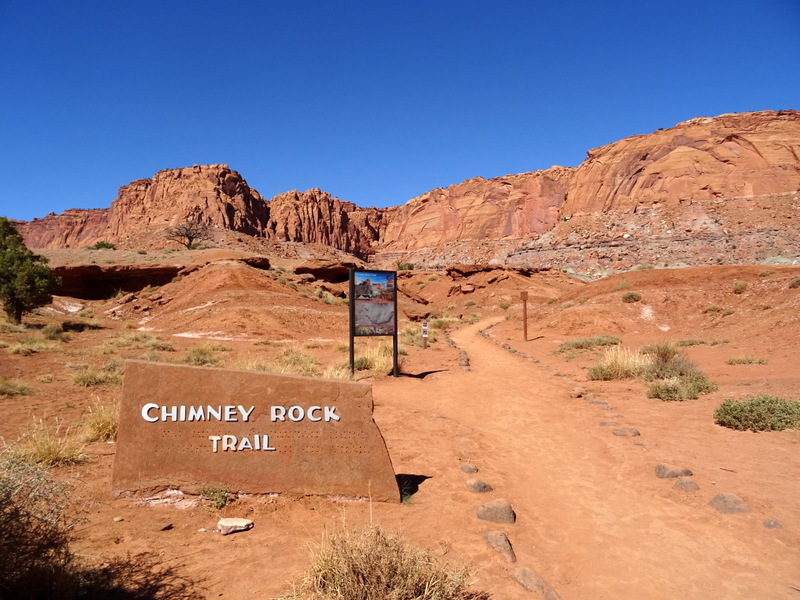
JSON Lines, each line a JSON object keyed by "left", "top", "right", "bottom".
{"left": 709, "top": 493, "right": 752, "bottom": 514}
{"left": 655, "top": 463, "right": 693, "bottom": 478}
{"left": 612, "top": 427, "right": 640, "bottom": 437}
{"left": 763, "top": 517, "right": 783, "bottom": 529}
{"left": 484, "top": 530, "right": 516, "bottom": 563}
{"left": 515, "top": 567, "right": 560, "bottom": 599}
{"left": 218, "top": 517, "right": 254, "bottom": 535}
{"left": 599, "top": 421, "right": 619, "bottom": 427}
{"left": 465, "top": 478, "right": 493, "bottom": 493}
{"left": 477, "top": 498, "right": 516, "bottom": 524}
{"left": 155, "top": 522, "right": 173, "bottom": 531}
{"left": 673, "top": 477, "right": 700, "bottom": 492}
{"left": 460, "top": 463, "right": 479, "bottom": 474}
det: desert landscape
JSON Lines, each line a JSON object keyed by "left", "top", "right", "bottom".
{"left": 2, "top": 110, "right": 800, "bottom": 599}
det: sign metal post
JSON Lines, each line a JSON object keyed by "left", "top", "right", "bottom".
{"left": 520, "top": 290, "right": 529, "bottom": 341}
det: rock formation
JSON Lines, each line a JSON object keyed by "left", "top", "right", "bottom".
{"left": 16, "top": 110, "right": 800, "bottom": 273}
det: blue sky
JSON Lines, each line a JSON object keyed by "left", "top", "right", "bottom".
{"left": 1, "top": 0, "right": 798, "bottom": 222}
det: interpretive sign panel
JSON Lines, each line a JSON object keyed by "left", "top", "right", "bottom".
{"left": 112, "top": 361, "right": 399, "bottom": 502}
{"left": 350, "top": 269, "right": 397, "bottom": 336}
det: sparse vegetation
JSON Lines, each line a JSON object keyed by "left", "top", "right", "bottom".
{"left": 7, "top": 336, "right": 53, "bottom": 355}
{"left": 556, "top": 335, "right": 621, "bottom": 354}
{"left": 732, "top": 280, "right": 748, "bottom": 294}
{"left": 107, "top": 332, "right": 175, "bottom": 352}
{"left": 352, "top": 342, "right": 394, "bottom": 374}
{"left": 757, "top": 269, "right": 774, "bottom": 277}
{"left": 790, "top": 277, "right": 800, "bottom": 289}
{"left": 396, "top": 262, "right": 415, "bottom": 271}
{"left": 714, "top": 395, "right": 800, "bottom": 432}
{"left": 675, "top": 339, "right": 706, "bottom": 347}
{"left": 612, "top": 281, "right": 630, "bottom": 291}
{"left": 726, "top": 356, "right": 768, "bottom": 365}
{"left": 87, "top": 241, "right": 116, "bottom": 250}
{"left": 464, "top": 300, "right": 475, "bottom": 307}
{"left": 703, "top": 304, "right": 735, "bottom": 316}
{"left": 588, "top": 342, "right": 716, "bottom": 400}
{"left": 83, "top": 402, "right": 119, "bottom": 442}
{"left": 198, "top": 486, "right": 230, "bottom": 510}
{"left": 0, "top": 377, "right": 32, "bottom": 396}
{"left": 42, "top": 323, "right": 69, "bottom": 342}
{"left": 183, "top": 343, "right": 229, "bottom": 367}
{"left": 400, "top": 326, "right": 437, "bottom": 347}
{"left": 280, "top": 525, "right": 489, "bottom": 600}
{"left": 621, "top": 291, "right": 641, "bottom": 303}
{"left": 498, "top": 301, "right": 510, "bottom": 310}
{"left": 72, "top": 359, "right": 124, "bottom": 387}
{"left": 7, "top": 419, "right": 86, "bottom": 467}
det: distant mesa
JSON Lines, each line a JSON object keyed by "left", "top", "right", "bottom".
{"left": 16, "top": 110, "right": 800, "bottom": 273}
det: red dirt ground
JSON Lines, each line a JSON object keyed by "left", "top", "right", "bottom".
{"left": 1, "top": 262, "right": 799, "bottom": 599}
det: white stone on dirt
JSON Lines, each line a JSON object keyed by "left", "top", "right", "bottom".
{"left": 218, "top": 517, "right": 254, "bottom": 535}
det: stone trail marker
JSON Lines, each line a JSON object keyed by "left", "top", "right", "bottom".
{"left": 112, "top": 360, "right": 399, "bottom": 502}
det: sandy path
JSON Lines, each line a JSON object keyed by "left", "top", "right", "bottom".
{"left": 375, "top": 318, "right": 800, "bottom": 599}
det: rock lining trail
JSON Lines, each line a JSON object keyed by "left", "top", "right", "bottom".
{"left": 376, "top": 317, "right": 799, "bottom": 599}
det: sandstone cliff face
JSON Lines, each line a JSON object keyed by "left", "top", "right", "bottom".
{"left": 20, "top": 209, "right": 111, "bottom": 249}
{"left": 266, "top": 189, "right": 387, "bottom": 257}
{"left": 380, "top": 168, "right": 574, "bottom": 252}
{"left": 562, "top": 110, "right": 800, "bottom": 215}
{"left": 108, "top": 164, "right": 270, "bottom": 241}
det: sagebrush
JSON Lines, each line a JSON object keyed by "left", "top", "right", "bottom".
{"left": 714, "top": 395, "right": 800, "bottom": 432}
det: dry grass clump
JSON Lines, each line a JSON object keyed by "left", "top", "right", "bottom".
{"left": 587, "top": 347, "right": 649, "bottom": 380}
{"left": 107, "top": 332, "right": 175, "bottom": 352}
{"left": 429, "top": 316, "right": 462, "bottom": 330}
{"left": 276, "top": 347, "right": 321, "bottom": 377}
{"left": 400, "top": 326, "right": 437, "bottom": 347}
{"left": 42, "top": 323, "right": 70, "bottom": 342}
{"left": 621, "top": 291, "right": 642, "bottom": 303}
{"left": 83, "top": 403, "right": 119, "bottom": 442}
{"left": 675, "top": 338, "right": 706, "bottom": 347}
{"left": 726, "top": 356, "right": 768, "bottom": 365}
{"left": 589, "top": 342, "right": 716, "bottom": 401}
{"left": 183, "top": 343, "right": 229, "bottom": 367}
{"left": 715, "top": 395, "right": 800, "bottom": 432}
{"left": 0, "top": 377, "right": 32, "bottom": 396}
{"left": 7, "top": 336, "right": 53, "bottom": 356}
{"left": 703, "top": 304, "right": 735, "bottom": 316}
{"left": 0, "top": 320, "right": 26, "bottom": 334}
{"left": 72, "top": 359, "right": 124, "bottom": 387}
{"left": 322, "top": 361, "right": 353, "bottom": 380}
{"left": 556, "top": 335, "right": 620, "bottom": 354}
{"left": 353, "top": 341, "right": 394, "bottom": 374}
{"left": 732, "top": 280, "right": 748, "bottom": 294}
{"left": 280, "top": 525, "right": 488, "bottom": 600}
{"left": 6, "top": 419, "right": 86, "bottom": 468}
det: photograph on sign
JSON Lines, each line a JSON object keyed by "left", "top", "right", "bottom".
{"left": 352, "top": 270, "right": 397, "bottom": 336}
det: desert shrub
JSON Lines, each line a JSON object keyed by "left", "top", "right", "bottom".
{"left": 587, "top": 347, "right": 649, "bottom": 380}
{"left": 612, "top": 281, "right": 630, "bottom": 291}
{"left": 790, "top": 277, "right": 800, "bottom": 289}
{"left": 732, "top": 280, "right": 748, "bottom": 294}
{"left": 396, "top": 262, "right": 415, "bottom": 271}
{"left": 35, "top": 373, "right": 55, "bottom": 383}
{"left": 280, "top": 525, "right": 489, "bottom": 600}
{"left": 0, "top": 377, "right": 32, "bottom": 396}
{"left": 429, "top": 316, "right": 461, "bottom": 330}
{"left": 427, "top": 275, "right": 437, "bottom": 281}
{"left": 675, "top": 339, "right": 706, "bottom": 347}
{"left": 277, "top": 347, "right": 321, "bottom": 377}
{"left": 559, "top": 301, "right": 575, "bottom": 310}
{"left": 726, "top": 356, "right": 768, "bottom": 365}
{"left": 198, "top": 486, "right": 230, "bottom": 510}
{"left": 42, "top": 323, "right": 69, "bottom": 342}
{"left": 322, "top": 361, "right": 352, "bottom": 381}
{"left": 108, "top": 332, "right": 175, "bottom": 352}
{"left": 758, "top": 269, "right": 774, "bottom": 277}
{"left": 0, "top": 320, "right": 26, "bottom": 334}
{"left": 556, "top": 335, "right": 620, "bottom": 354}
{"left": 183, "top": 344, "right": 229, "bottom": 367}
{"left": 464, "top": 300, "right": 475, "bottom": 307}
{"left": 72, "top": 359, "right": 124, "bottom": 387}
{"left": 589, "top": 343, "right": 716, "bottom": 400}
{"left": 703, "top": 304, "right": 735, "bottom": 316}
{"left": 352, "top": 342, "right": 394, "bottom": 374}
{"left": 498, "top": 301, "right": 510, "bottom": 310}
{"left": 621, "top": 291, "right": 641, "bottom": 303}
{"left": 7, "top": 336, "right": 52, "bottom": 355}
{"left": 83, "top": 403, "right": 119, "bottom": 442}
{"left": 714, "top": 395, "right": 800, "bottom": 431}
{"left": 8, "top": 419, "right": 86, "bottom": 468}
{"left": 710, "top": 338, "right": 730, "bottom": 346}
{"left": 546, "top": 297, "right": 557, "bottom": 304}
{"left": 87, "top": 241, "right": 116, "bottom": 250}
{"left": 315, "top": 288, "right": 339, "bottom": 305}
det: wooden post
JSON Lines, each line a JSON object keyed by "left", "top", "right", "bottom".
{"left": 520, "top": 291, "right": 528, "bottom": 341}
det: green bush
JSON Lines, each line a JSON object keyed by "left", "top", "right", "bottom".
{"left": 0, "top": 218, "right": 60, "bottom": 324}
{"left": 396, "top": 262, "right": 415, "bottom": 271}
{"left": 198, "top": 486, "right": 230, "bottom": 510}
{"left": 621, "top": 291, "right": 641, "bottom": 303}
{"left": 714, "top": 395, "right": 800, "bottom": 431}
{"left": 87, "top": 241, "right": 116, "bottom": 250}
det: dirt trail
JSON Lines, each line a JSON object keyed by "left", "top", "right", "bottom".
{"left": 375, "top": 318, "right": 800, "bottom": 599}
